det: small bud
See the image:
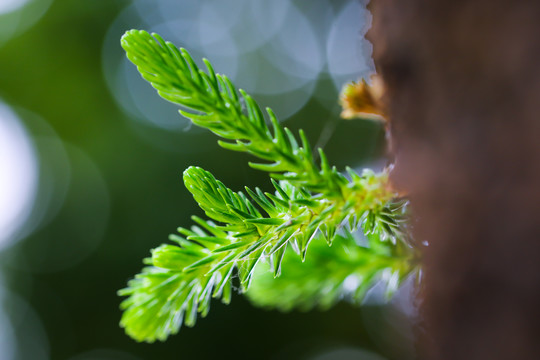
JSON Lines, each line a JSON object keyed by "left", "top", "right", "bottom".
{"left": 339, "top": 75, "right": 385, "bottom": 121}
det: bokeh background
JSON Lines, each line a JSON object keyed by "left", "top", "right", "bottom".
{"left": 0, "top": 0, "right": 416, "bottom": 359}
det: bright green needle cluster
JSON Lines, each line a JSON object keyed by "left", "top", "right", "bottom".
{"left": 118, "top": 30, "right": 418, "bottom": 343}
{"left": 247, "top": 227, "right": 417, "bottom": 312}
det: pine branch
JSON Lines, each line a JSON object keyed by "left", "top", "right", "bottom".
{"left": 121, "top": 30, "right": 352, "bottom": 195}
{"left": 183, "top": 166, "right": 397, "bottom": 264}
{"left": 118, "top": 29, "right": 418, "bottom": 343}
{"left": 119, "top": 166, "right": 413, "bottom": 342}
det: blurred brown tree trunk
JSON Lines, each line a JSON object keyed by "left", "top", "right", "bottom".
{"left": 368, "top": 1, "right": 540, "bottom": 359}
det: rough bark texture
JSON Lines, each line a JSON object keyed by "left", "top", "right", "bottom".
{"left": 367, "top": 1, "right": 540, "bottom": 359}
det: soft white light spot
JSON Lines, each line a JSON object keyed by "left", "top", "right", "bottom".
{"left": 326, "top": 1, "right": 374, "bottom": 89}
{"left": 248, "top": 0, "right": 291, "bottom": 50}
{"left": 0, "top": 0, "right": 52, "bottom": 48}
{"left": 258, "top": 5, "right": 324, "bottom": 93}
{"left": 0, "top": 0, "right": 29, "bottom": 15}
{"left": 343, "top": 274, "right": 360, "bottom": 293}
{"left": 0, "top": 102, "right": 38, "bottom": 251}
{"left": 20, "top": 144, "right": 110, "bottom": 272}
